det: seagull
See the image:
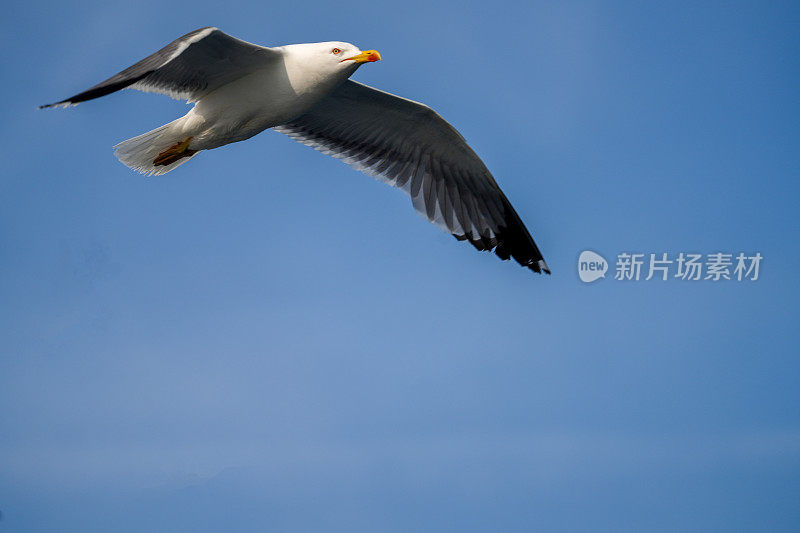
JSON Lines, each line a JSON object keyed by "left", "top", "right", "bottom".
{"left": 42, "top": 27, "right": 550, "bottom": 274}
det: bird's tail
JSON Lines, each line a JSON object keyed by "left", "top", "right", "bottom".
{"left": 113, "top": 119, "right": 200, "bottom": 176}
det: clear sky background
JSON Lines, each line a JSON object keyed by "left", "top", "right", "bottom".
{"left": 1, "top": 0, "right": 799, "bottom": 531}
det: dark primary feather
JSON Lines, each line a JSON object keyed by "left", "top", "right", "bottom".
{"left": 275, "top": 80, "right": 549, "bottom": 274}
{"left": 40, "top": 27, "right": 278, "bottom": 108}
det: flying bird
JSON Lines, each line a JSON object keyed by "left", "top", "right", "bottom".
{"left": 42, "top": 28, "right": 550, "bottom": 274}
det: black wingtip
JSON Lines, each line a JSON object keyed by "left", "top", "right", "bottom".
{"left": 530, "top": 259, "right": 551, "bottom": 275}
{"left": 454, "top": 233, "right": 550, "bottom": 275}
{"left": 495, "top": 201, "right": 550, "bottom": 276}
{"left": 39, "top": 100, "right": 71, "bottom": 109}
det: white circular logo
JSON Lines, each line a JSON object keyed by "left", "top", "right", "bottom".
{"left": 578, "top": 250, "right": 608, "bottom": 283}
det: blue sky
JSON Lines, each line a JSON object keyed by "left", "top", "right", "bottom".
{"left": 1, "top": 0, "right": 799, "bottom": 530}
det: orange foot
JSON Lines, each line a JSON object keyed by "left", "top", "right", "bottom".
{"left": 153, "top": 137, "right": 197, "bottom": 166}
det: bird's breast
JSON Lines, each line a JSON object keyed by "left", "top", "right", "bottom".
{"left": 196, "top": 67, "right": 337, "bottom": 127}
{"left": 185, "top": 65, "right": 347, "bottom": 150}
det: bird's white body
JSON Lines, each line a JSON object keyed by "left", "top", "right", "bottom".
{"left": 114, "top": 42, "right": 364, "bottom": 173}
{"left": 176, "top": 46, "right": 357, "bottom": 150}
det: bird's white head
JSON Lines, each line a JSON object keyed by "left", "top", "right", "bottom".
{"left": 282, "top": 41, "right": 381, "bottom": 78}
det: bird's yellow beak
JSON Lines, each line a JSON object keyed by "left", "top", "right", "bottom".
{"left": 342, "top": 50, "right": 381, "bottom": 63}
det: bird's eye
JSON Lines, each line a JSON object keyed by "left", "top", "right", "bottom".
{"left": 332, "top": 47, "right": 341, "bottom": 55}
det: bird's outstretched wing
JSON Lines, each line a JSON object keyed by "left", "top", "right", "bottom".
{"left": 40, "top": 27, "right": 280, "bottom": 108}
{"left": 274, "top": 80, "right": 549, "bottom": 274}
